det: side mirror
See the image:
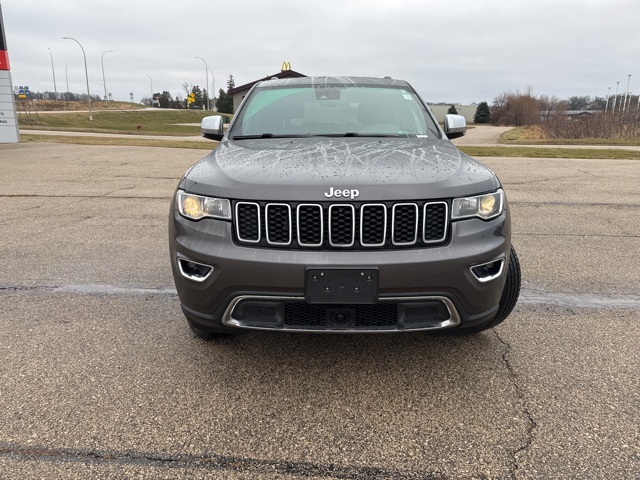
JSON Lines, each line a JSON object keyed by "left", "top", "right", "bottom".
{"left": 444, "top": 114, "right": 466, "bottom": 139}
{"left": 201, "top": 115, "right": 224, "bottom": 141}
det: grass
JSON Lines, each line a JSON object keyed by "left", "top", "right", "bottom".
{"left": 20, "top": 134, "right": 640, "bottom": 159}
{"left": 459, "top": 146, "right": 640, "bottom": 160}
{"left": 16, "top": 112, "right": 640, "bottom": 159}
{"left": 499, "top": 126, "right": 640, "bottom": 146}
{"left": 20, "top": 134, "right": 216, "bottom": 150}
{"left": 18, "top": 110, "right": 232, "bottom": 137}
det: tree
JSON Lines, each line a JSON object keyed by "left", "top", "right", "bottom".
{"left": 587, "top": 96, "right": 606, "bottom": 111}
{"left": 447, "top": 104, "right": 458, "bottom": 115}
{"left": 215, "top": 88, "right": 233, "bottom": 114}
{"left": 227, "top": 75, "right": 235, "bottom": 91}
{"left": 567, "top": 95, "right": 591, "bottom": 111}
{"left": 473, "top": 101, "right": 491, "bottom": 123}
{"left": 491, "top": 87, "right": 540, "bottom": 126}
{"left": 159, "top": 91, "right": 173, "bottom": 108}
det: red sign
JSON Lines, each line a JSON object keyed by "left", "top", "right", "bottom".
{"left": 0, "top": 50, "right": 9, "bottom": 71}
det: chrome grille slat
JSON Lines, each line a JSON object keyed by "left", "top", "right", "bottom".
{"left": 360, "top": 204, "right": 387, "bottom": 247}
{"left": 423, "top": 201, "right": 448, "bottom": 244}
{"left": 234, "top": 200, "right": 448, "bottom": 249}
{"left": 328, "top": 204, "right": 355, "bottom": 247}
{"left": 297, "top": 204, "right": 323, "bottom": 247}
{"left": 391, "top": 203, "right": 418, "bottom": 246}
{"left": 235, "top": 202, "right": 261, "bottom": 243}
{"left": 265, "top": 203, "right": 292, "bottom": 245}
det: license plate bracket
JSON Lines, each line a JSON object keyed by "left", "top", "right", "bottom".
{"left": 305, "top": 268, "right": 378, "bottom": 304}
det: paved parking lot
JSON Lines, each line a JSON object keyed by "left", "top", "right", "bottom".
{"left": 0, "top": 143, "right": 638, "bottom": 479}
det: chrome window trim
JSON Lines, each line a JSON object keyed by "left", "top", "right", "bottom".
{"left": 296, "top": 203, "right": 323, "bottom": 247}
{"left": 391, "top": 203, "right": 418, "bottom": 246}
{"left": 423, "top": 201, "right": 449, "bottom": 244}
{"left": 328, "top": 204, "right": 355, "bottom": 248}
{"left": 360, "top": 203, "right": 387, "bottom": 247}
{"left": 265, "top": 203, "right": 292, "bottom": 246}
{"left": 235, "top": 202, "right": 261, "bottom": 244}
{"left": 221, "top": 294, "right": 461, "bottom": 332}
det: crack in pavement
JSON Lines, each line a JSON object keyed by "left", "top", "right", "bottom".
{"left": 494, "top": 330, "right": 537, "bottom": 480}
{"left": 0, "top": 442, "right": 445, "bottom": 480}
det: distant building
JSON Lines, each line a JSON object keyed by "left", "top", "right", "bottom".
{"left": 228, "top": 63, "right": 307, "bottom": 113}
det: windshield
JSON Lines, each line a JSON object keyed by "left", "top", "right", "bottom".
{"left": 229, "top": 84, "right": 440, "bottom": 139}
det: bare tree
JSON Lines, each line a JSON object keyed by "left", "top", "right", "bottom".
{"left": 491, "top": 88, "right": 540, "bottom": 126}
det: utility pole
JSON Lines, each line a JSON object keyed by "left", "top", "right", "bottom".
{"left": 605, "top": 86, "right": 611, "bottom": 113}
{"left": 146, "top": 75, "right": 153, "bottom": 107}
{"left": 48, "top": 48, "right": 58, "bottom": 100}
{"left": 623, "top": 74, "right": 631, "bottom": 113}
{"left": 65, "top": 65, "right": 70, "bottom": 102}
{"left": 612, "top": 81, "right": 620, "bottom": 114}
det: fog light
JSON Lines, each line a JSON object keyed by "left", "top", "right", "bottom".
{"left": 471, "top": 258, "right": 504, "bottom": 283}
{"left": 177, "top": 257, "right": 213, "bottom": 282}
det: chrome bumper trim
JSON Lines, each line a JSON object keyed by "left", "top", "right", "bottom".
{"left": 221, "top": 295, "right": 461, "bottom": 333}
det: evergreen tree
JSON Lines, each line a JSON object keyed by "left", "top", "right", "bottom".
{"left": 191, "top": 85, "right": 203, "bottom": 109}
{"left": 215, "top": 88, "right": 234, "bottom": 114}
{"left": 447, "top": 104, "right": 458, "bottom": 115}
{"left": 473, "top": 101, "right": 491, "bottom": 123}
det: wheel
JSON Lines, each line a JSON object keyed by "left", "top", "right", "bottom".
{"left": 489, "top": 245, "right": 522, "bottom": 328}
{"left": 186, "top": 318, "right": 241, "bottom": 340}
{"left": 451, "top": 245, "right": 522, "bottom": 334}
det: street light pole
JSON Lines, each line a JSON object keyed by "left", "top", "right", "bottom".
{"left": 62, "top": 37, "right": 93, "bottom": 121}
{"left": 194, "top": 56, "right": 209, "bottom": 110}
{"left": 65, "top": 65, "right": 70, "bottom": 102}
{"left": 207, "top": 68, "right": 215, "bottom": 110}
{"left": 605, "top": 86, "right": 611, "bottom": 114}
{"left": 612, "top": 81, "right": 620, "bottom": 114}
{"left": 47, "top": 48, "right": 58, "bottom": 100}
{"left": 623, "top": 74, "right": 631, "bottom": 113}
{"left": 146, "top": 74, "right": 153, "bottom": 107}
{"left": 101, "top": 50, "right": 113, "bottom": 103}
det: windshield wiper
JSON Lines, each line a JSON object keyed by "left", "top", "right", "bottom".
{"left": 231, "top": 133, "right": 310, "bottom": 140}
{"left": 309, "top": 133, "right": 401, "bottom": 138}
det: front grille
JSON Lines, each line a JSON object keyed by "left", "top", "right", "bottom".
{"left": 225, "top": 297, "right": 459, "bottom": 332}
{"left": 284, "top": 303, "right": 398, "bottom": 329}
{"left": 233, "top": 200, "right": 449, "bottom": 250}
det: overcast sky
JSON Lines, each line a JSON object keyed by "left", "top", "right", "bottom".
{"left": 2, "top": 0, "right": 639, "bottom": 105}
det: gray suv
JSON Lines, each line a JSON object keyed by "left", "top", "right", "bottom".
{"left": 169, "top": 77, "right": 520, "bottom": 337}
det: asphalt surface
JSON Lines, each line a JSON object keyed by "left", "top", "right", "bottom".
{"left": 0, "top": 143, "right": 638, "bottom": 479}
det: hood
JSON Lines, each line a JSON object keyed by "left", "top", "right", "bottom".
{"left": 181, "top": 137, "right": 499, "bottom": 201}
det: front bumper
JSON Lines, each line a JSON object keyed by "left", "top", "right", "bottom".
{"left": 169, "top": 206, "right": 511, "bottom": 333}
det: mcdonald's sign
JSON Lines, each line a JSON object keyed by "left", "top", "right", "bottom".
{"left": 281, "top": 61, "right": 291, "bottom": 72}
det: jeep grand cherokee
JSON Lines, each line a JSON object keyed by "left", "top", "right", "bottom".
{"left": 169, "top": 76, "right": 521, "bottom": 337}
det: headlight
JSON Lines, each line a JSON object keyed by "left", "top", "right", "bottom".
{"left": 451, "top": 189, "right": 504, "bottom": 220}
{"left": 177, "top": 190, "right": 232, "bottom": 221}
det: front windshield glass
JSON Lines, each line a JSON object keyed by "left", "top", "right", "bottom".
{"left": 230, "top": 84, "right": 440, "bottom": 139}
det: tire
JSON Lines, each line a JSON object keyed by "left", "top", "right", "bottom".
{"left": 453, "top": 245, "right": 522, "bottom": 334}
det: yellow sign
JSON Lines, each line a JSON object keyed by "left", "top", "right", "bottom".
{"left": 281, "top": 61, "right": 291, "bottom": 71}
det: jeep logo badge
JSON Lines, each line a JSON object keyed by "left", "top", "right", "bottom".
{"left": 324, "top": 187, "right": 360, "bottom": 199}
